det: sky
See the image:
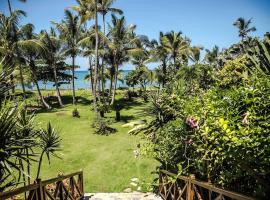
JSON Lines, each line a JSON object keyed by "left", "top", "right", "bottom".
{"left": 1, "top": 0, "right": 270, "bottom": 70}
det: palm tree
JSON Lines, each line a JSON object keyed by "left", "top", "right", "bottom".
{"left": 0, "top": 11, "right": 26, "bottom": 96}
{"left": 20, "top": 24, "right": 51, "bottom": 109}
{"left": 7, "top": 0, "right": 27, "bottom": 15}
{"left": 162, "top": 31, "right": 190, "bottom": 70}
{"left": 6, "top": 0, "right": 27, "bottom": 98}
{"left": 98, "top": 0, "right": 123, "bottom": 101}
{"left": 204, "top": 45, "right": 220, "bottom": 67}
{"left": 72, "top": 0, "right": 99, "bottom": 114}
{"left": 54, "top": 10, "right": 82, "bottom": 105}
{"left": 106, "top": 15, "right": 139, "bottom": 105}
{"left": 233, "top": 17, "right": 256, "bottom": 41}
{"left": 151, "top": 32, "right": 169, "bottom": 87}
{"left": 39, "top": 29, "right": 64, "bottom": 107}
{"left": 189, "top": 46, "right": 203, "bottom": 64}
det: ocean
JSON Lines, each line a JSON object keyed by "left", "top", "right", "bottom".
{"left": 25, "top": 70, "right": 131, "bottom": 90}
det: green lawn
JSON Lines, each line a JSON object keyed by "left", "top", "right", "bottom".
{"left": 28, "top": 89, "right": 157, "bottom": 192}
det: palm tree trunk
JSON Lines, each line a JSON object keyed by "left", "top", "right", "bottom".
{"left": 18, "top": 64, "right": 26, "bottom": 99}
{"left": 7, "top": 0, "right": 26, "bottom": 98}
{"left": 162, "top": 60, "right": 166, "bottom": 87}
{"left": 110, "top": 65, "right": 118, "bottom": 105}
{"left": 34, "top": 79, "right": 51, "bottom": 109}
{"left": 93, "top": 0, "right": 99, "bottom": 114}
{"left": 101, "top": 14, "right": 106, "bottom": 103}
{"left": 72, "top": 56, "right": 76, "bottom": 105}
{"left": 30, "top": 62, "right": 51, "bottom": 109}
{"left": 109, "top": 68, "right": 113, "bottom": 97}
{"left": 7, "top": 0, "right": 12, "bottom": 15}
{"left": 89, "top": 57, "right": 94, "bottom": 93}
{"left": 53, "top": 65, "right": 63, "bottom": 107}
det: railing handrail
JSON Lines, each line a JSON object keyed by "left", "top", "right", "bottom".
{"left": 0, "top": 171, "right": 83, "bottom": 200}
{"left": 160, "top": 169, "right": 256, "bottom": 200}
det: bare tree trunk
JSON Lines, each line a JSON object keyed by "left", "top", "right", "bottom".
{"left": 101, "top": 14, "right": 106, "bottom": 103}
{"left": 89, "top": 57, "right": 94, "bottom": 93}
{"left": 110, "top": 65, "right": 118, "bottom": 105}
{"left": 31, "top": 64, "right": 51, "bottom": 108}
{"left": 18, "top": 63, "right": 26, "bottom": 99}
{"left": 93, "top": 0, "right": 99, "bottom": 114}
{"left": 53, "top": 65, "right": 63, "bottom": 107}
{"left": 72, "top": 56, "right": 76, "bottom": 105}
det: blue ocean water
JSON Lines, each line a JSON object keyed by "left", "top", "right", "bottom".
{"left": 26, "top": 70, "right": 131, "bottom": 90}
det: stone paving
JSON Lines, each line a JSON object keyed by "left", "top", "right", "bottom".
{"left": 84, "top": 192, "right": 162, "bottom": 200}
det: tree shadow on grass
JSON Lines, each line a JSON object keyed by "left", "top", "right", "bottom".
{"left": 113, "top": 97, "right": 144, "bottom": 110}
{"left": 32, "top": 95, "right": 92, "bottom": 114}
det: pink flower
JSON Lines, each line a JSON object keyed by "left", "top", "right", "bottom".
{"left": 186, "top": 116, "right": 198, "bottom": 129}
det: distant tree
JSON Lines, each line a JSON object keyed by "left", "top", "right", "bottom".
{"left": 233, "top": 17, "right": 256, "bottom": 41}
{"left": 54, "top": 10, "right": 82, "bottom": 105}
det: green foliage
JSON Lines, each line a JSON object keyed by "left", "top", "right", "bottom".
{"left": 92, "top": 118, "right": 116, "bottom": 135}
{"left": 72, "top": 108, "right": 80, "bottom": 118}
{"left": 247, "top": 33, "right": 270, "bottom": 75}
{"left": 141, "top": 55, "right": 270, "bottom": 197}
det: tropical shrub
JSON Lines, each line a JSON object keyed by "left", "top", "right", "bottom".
{"left": 141, "top": 57, "right": 270, "bottom": 198}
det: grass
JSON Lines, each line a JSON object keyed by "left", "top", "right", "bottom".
{"left": 26, "top": 89, "right": 158, "bottom": 192}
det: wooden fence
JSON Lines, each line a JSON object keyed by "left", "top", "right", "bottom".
{"left": 159, "top": 170, "right": 256, "bottom": 200}
{"left": 0, "top": 171, "right": 84, "bottom": 200}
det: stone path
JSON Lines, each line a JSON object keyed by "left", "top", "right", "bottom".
{"left": 84, "top": 192, "right": 162, "bottom": 200}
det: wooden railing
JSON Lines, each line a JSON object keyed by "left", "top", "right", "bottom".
{"left": 0, "top": 171, "right": 84, "bottom": 200}
{"left": 159, "top": 170, "right": 255, "bottom": 200}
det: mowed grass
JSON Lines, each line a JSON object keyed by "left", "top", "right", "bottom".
{"left": 27, "top": 89, "right": 157, "bottom": 192}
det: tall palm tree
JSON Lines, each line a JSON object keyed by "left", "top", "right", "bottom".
{"left": 0, "top": 11, "right": 26, "bottom": 96}
{"left": 72, "top": 0, "right": 99, "bottom": 114}
{"left": 98, "top": 0, "right": 123, "bottom": 101}
{"left": 204, "top": 45, "right": 220, "bottom": 67}
{"left": 20, "top": 23, "right": 51, "bottom": 109}
{"left": 162, "top": 31, "right": 190, "bottom": 70}
{"left": 39, "top": 29, "right": 64, "bottom": 107}
{"left": 6, "top": 0, "right": 27, "bottom": 98}
{"left": 54, "top": 10, "right": 82, "bottom": 105}
{"left": 151, "top": 32, "right": 169, "bottom": 87}
{"left": 233, "top": 17, "right": 256, "bottom": 41}
{"left": 106, "top": 15, "right": 139, "bottom": 105}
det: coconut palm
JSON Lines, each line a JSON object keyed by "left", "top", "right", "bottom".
{"left": 20, "top": 23, "right": 51, "bottom": 109}
{"left": 162, "top": 31, "right": 190, "bottom": 69}
{"left": 0, "top": 11, "right": 26, "bottom": 96}
{"left": 151, "top": 32, "right": 169, "bottom": 87}
{"left": 54, "top": 10, "right": 82, "bottom": 105}
{"left": 73, "top": 0, "right": 99, "bottom": 113}
{"left": 98, "top": 0, "right": 123, "bottom": 100}
{"left": 204, "top": 45, "right": 220, "bottom": 67}
{"left": 189, "top": 46, "right": 204, "bottom": 64}
{"left": 106, "top": 14, "right": 140, "bottom": 105}
{"left": 233, "top": 17, "right": 256, "bottom": 41}
{"left": 39, "top": 29, "right": 65, "bottom": 107}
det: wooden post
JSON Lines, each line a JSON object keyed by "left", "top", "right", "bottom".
{"left": 36, "top": 179, "right": 44, "bottom": 200}
{"left": 79, "top": 170, "right": 84, "bottom": 195}
{"left": 187, "top": 174, "right": 195, "bottom": 200}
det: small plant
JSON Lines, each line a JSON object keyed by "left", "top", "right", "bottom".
{"left": 114, "top": 104, "right": 123, "bottom": 121}
{"left": 72, "top": 108, "right": 80, "bottom": 118}
{"left": 92, "top": 119, "right": 116, "bottom": 135}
